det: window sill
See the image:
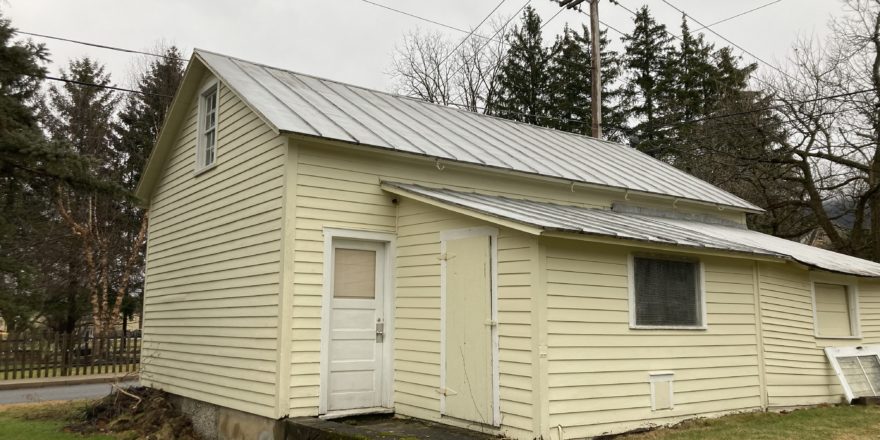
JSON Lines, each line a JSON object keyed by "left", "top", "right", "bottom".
{"left": 815, "top": 335, "right": 862, "bottom": 340}
{"left": 630, "top": 325, "right": 707, "bottom": 331}
{"left": 194, "top": 163, "right": 217, "bottom": 177}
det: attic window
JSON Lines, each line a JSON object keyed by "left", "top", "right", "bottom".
{"left": 197, "top": 83, "right": 218, "bottom": 170}
{"left": 630, "top": 255, "right": 705, "bottom": 329}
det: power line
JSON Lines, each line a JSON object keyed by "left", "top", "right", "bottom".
{"left": 440, "top": 0, "right": 509, "bottom": 66}
{"left": 15, "top": 30, "right": 188, "bottom": 62}
{"left": 25, "top": 73, "right": 173, "bottom": 98}
{"left": 659, "top": 0, "right": 800, "bottom": 85}
{"left": 446, "top": 0, "right": 532, "bottom": 80}
{"left": 571, "top": 3, "right": 626, "bottom": 36}
{"left": 691, "top": 0, "right": 783, "bottom": 33}
{"left": 359, "top": 0, "right": 503, "bottom": 44}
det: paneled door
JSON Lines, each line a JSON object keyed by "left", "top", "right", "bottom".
{"left": 326, "top": 239, "right": 386, "bottom": 412}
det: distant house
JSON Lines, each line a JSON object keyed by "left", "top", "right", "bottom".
{"left": 135, "top": 49, "right": 880, "bottom": 440}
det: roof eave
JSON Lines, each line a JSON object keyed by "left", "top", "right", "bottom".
{"left": 297, "top": 132, "right": 763, "bottom": 215}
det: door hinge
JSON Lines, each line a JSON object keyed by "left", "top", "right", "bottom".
{"left": 437, "top": 252, "right": 456, "bottom": 261}
{"left": 485, "top": 319, "right": 498, "bottom": 327}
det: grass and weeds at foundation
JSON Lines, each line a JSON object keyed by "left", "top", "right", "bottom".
{"left": 616, "top": 404, "right": 880, "bottom": 440}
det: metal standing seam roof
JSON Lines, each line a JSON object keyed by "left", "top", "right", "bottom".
{"left": 382, "top": 182, "right": 880, "bottom": 278}
{"left": 193, "top": 49, "right": 763, "bottom": 213}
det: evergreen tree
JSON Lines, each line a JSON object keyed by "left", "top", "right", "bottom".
{"left": 546, "top": 25, "right": 625, "bottom": 140}
{"left": 547, "top": 25, "right": 590, "bottom": 134}
{"left": 0, "top": 14, "right": 97, "bottom": 331}
{"left": 492, "top": 6, "right": 550, "bottom": 126}
{"left": 621, "top": 6, "right": 675, "bottom": 157}
{"left": 45, "top": 58, "right": 148, "bottom": 337}
{"left": 115, "top": 47, "right": 184, "bottom": 191}
{"left": 113, "top": 47, "right": 184, "bottom": 326}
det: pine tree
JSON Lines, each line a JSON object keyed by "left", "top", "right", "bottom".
{"left": 621, "top": 6, "right": 675, "bottom": 156}
{"left": 492, "top": 6, "right": 550, "bottom": 126}
{"left": 115, "top": 47, "right": 185, "bottom": 191}
{"left": 545, "top": 24, "right": 625, "bottom": 139}
{"left": 546, "top": 24, "right": 591, "bottom": 135}
{"left": 46, "top": 58, "right": 148, "bottom": 338}
{"left": 113, "top": 47, "right": 184, "bottom": 327}
{"left": 0, "top": 14, "right": 98, "bottom": 331}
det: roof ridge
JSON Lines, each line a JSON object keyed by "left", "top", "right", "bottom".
{"left": 193, "top": 48, "right": 633, "bottom": 149}
{"left": 192, "top": 48, "right": 763, "bottom": 213}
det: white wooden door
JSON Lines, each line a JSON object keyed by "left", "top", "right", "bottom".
{"left": 443, "top": 234, "right": 494, "bottom": 424}
{"left": 327, "top": 240, "right": 386, "bottom": 412}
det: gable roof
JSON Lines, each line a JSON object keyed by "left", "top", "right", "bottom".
{"left": 187, "top": 49, "right": 762, "bottom": 213}
{"left": 382, "top": 182, "right": 880, "bottom": 278}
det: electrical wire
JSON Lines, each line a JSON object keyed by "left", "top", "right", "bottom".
{"left": 16, "top": 30, "right": 187, "bottom": 62}
{"left": 439, "top": 0, "right": 510, "bottom": 66}
{"left": 660, "top": 0, "right": 802, "bottom": 86}
{"left": 23, "top": 73, "right": 173, "bottom": 98}
{"left": 691, "top": 0, "right": 783, "bottom": 33}
{"left": 359, "top": 0, "right": 503, "bottom": 43}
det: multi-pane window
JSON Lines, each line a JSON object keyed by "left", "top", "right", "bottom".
{"left": 813, "top": 283, "right": 857, "bottom": 338}
{"left": 198, "top": 85, "right": 218, "bottom": 169}
{"left": 632, "top": 256, "right": 703, "bottom": 328}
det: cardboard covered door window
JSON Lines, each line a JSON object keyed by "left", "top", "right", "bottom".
{"left": 333, "top": 248, "right": 377, "bottom": 299}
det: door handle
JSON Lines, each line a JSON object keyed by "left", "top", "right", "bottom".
{"left": 376, "top": 318, "right": 384, "bottom": 342}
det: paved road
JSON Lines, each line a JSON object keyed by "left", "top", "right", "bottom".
{"left": 0, "top": 380, "right": 139, "bottom": 405}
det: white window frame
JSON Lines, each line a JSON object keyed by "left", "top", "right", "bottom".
{"left": 824, "top": 345, "right": 880, "bottom": 403}
{"left": 810, "top": 273, "right": 861, "bottom": 340}
{"left": 195, "top": 81, "right": 219, "bottom": 173}
{"left": 628, "top": 253, "right": 707, "bottom": 330}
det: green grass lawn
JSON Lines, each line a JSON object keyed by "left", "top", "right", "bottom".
{"left": 619, "top": 405, "right": 880, "bottom": 440}
{"left": 0, "top": 401, "right": 114, "bottom": 440}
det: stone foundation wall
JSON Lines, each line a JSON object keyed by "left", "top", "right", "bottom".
{"left": 169, "top": 394, "right": 284, "bottom": 440}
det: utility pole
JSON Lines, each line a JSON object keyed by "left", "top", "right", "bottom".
{"left": 553, "top": 0, "right": 602, "bottom": 138}
{"left": 588, "top": 0, "right": 602, "bottom": 138}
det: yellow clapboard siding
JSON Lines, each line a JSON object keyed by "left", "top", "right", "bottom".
{"left": 289, "top": 144, "right": 540, "bottom": 434}
{"left": 543, "top": 241, "right": 764, "bottom": 438}
{"left": 143, "top": 77, "right": 285, "bottom": 418}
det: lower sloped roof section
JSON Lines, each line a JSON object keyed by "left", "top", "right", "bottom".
{"left": 381, "top": 182, "right": 880, "bottom": 278}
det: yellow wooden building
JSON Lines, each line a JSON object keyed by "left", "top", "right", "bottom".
{"left": 135, "top": 50, "right": 880, "bottom": 440}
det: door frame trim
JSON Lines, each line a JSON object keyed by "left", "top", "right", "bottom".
{"left": 319, "top": 227, "right": 396, "bottom": 415}
{"left": 438, "top": 227, "right": 500, "bottom": 426}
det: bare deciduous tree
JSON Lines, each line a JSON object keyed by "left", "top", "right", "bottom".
{"left": 389, "top": 19, "right": 510, "bottom": 113}
{"left": 757, "top": 0, "right": 880, "bottom": 260}
{"left": 55, "top": 191, "right": 148, "bottom": 338}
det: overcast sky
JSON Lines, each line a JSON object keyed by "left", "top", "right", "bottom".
{"left": 5, "top": 0, "right": 847, "bottom": 93}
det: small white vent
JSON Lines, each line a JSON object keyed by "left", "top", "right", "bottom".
{"left": 650, "top": 372, "right": 675, "bottom": 411}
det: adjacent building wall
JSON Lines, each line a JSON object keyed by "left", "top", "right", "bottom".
{"left": 141, "top": 74, "right": 289, "bottom": 418}
{"left": 757, "top": 263, "right": 880, "bottom": 408}
{"left": 543, "top": 239, "right": 765, "bottom": 439}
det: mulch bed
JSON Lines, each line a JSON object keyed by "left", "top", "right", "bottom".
{"left": 67, "top": 386, "right": 201, "bottom": 440}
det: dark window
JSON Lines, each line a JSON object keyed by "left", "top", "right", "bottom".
{"left": 633, "top": 257, "right": 701, "bottom": 327}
